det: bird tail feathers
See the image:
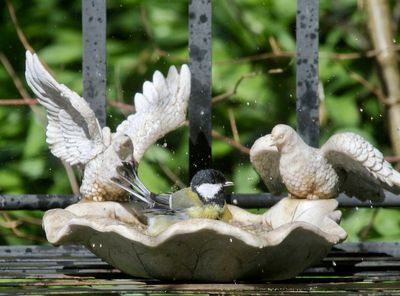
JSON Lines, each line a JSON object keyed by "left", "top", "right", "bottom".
{"left": 111, "top": 162, "right": 155, "bottom": 206}
{"left": 112, "top": 162, "right": 173, "bottom": 210}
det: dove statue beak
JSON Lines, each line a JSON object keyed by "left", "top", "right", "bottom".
{"left": 269, "top": 135, "right": 277, "bottom": 147}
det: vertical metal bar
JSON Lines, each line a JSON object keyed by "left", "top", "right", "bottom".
{"left": 188, "top": 0, "right": 212, "bottom": 178}
{"left": 296, "top": 0, "right": 319, "bottom": 147}
{"left": 82, "top": 0, "right": 107, "bottom": 127}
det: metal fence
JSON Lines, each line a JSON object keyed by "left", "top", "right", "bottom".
{"left": 1, "top": 0, "right": 400, "bottom": 211}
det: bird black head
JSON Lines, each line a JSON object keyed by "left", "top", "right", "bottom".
{"left": 190, "top": 169, "right": 233, "bottom": 206}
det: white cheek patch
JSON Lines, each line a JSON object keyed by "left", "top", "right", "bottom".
{"left": 196, "top": 183, "right": 222, "bottom": 200}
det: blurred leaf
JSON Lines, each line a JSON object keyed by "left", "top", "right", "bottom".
{"left": 39, "top": 44, "right": 82, "bottom": 65}
{"left": 138, "top": 160, "right": 170, "bottom": 193}
{"left": 144, "top": 145, "right": 173, "bottom": 165}
{"left": 341, "top": 208, "right": 373, "bottom": 242}
{"left": 19, "top": 158, "right": 45, "bottom": 178}
{"left": 326, "top": 95, "right": 361, "bottom": 127}
{"left": 23, "top": 116, "right": 46, "bottom": 158}
{"left": 0, "top": 170, "right": 22, "bottom": 190}
{"left": 233, "top": 164, "right": 260, "bottom": 193}
{"left": 212, "top": 140, "right": 233, "bottom": 158}
{"left": 374, "top": 209, "right": 400, "bottom": 237}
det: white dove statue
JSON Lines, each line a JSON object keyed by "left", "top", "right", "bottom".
{"left": 250, "top": 124, "right": 400, "bottom": 201}
{"left": 25, "top": 51, "right": 190, "bottom": 202}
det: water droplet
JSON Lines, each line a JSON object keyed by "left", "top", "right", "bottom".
{"left": 229, "top": 238, "right": 233, "bottom": 243}
{"left": 359, "top": 108, "right": 364, "bottom": 112}
{"left": 332, "top": 261, "right": 336, "bottom": 266}
{"left": 200, "top": 111, "right": 204, "bottom": 116}
{"left": 163, "top": 143, "right": 168, "bottom": 148}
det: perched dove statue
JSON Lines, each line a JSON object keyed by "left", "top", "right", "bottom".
{"left": 25, "top": 51, "right": 190, "bottom": 202}
{"left": 250, "top": 124, "right": 400, "bottom": 201}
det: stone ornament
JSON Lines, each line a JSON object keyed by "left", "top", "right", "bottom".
{"left": 25, "top": 51, "right": 190, "bottom": 202}
{"left": 43, "top": 197, "right": 346, "bottom": 281}
{"left": 251, "top": 124, "right": 400, "bottom": 201}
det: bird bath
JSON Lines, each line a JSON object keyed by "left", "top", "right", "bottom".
{"left": 43, "top": 197, "right": 347, "bottom": 281}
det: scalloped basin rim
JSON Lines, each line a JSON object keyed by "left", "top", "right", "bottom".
{"left": 44, "top": 202, "right": 345, "bottom": 248}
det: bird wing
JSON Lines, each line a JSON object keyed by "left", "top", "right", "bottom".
{"left": 116, "top": 64, "right": 190, "bottom": 163}
{"left": 25, "top": 51, "right": 104, "bottom": 166}
{"left": 169, "top": 188, "right": 203, "bottom": 210}
{"left": 250, "top": 134, "right": 285, "bottom": 194}
{"left": 321, "top": 132, "right": 400, "bottom": 201}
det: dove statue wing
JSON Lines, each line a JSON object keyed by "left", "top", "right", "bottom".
{"left": 250, "top": 134, "right": 285, "bottom": 194}
{"left": 25, "top": 51, "right": 104, "bottom": 166}
{"left": 321, "top": 132, "right": 400, "bottom": 201}
{"left": 116, "top": 65, "right": 190, "bottom": 162}
{"left": 338, "top": 171, "right": 385, "bottom": 202}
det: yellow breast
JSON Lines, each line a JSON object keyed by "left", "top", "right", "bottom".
{"left": 187, "top": 204, "right": 232, "bottom": 221}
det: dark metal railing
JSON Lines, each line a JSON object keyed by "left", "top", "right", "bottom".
{"left": 82, "top": 0, "right": 107, "bottom": 128}
{"left": 188, "top": 0, "right": 212, "bottom": 178}
{"left": 296, "top": 0, "right": 320, "bottom": 147}
{"left": 1, "top": 0, "right": 400, "bottom": 210}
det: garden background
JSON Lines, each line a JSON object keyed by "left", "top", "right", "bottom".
{"left": 1, "top": 0, "right": 400, "bottom": 244}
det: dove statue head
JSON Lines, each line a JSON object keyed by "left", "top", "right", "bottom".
{"left": 270, "top": 124, "right": 298, "bottom": 151}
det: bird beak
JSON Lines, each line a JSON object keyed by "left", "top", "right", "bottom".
{"left": 223, "top": 181, "right": 234, "bottom": 188}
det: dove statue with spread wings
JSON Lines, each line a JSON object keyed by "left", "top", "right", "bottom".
{"left": 25, "top": 51, "right": 190, "bottom": 202}
{"left": 250, "top": 124, "right": 400, "bottom": 201}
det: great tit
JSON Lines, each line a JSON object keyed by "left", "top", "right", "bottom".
{"left": 111, "top": 162, "right": 234, "bottom": 235}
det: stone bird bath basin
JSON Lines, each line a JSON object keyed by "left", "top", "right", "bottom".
{"left": 43, "top": 197, "right": 347, "bottom": 281}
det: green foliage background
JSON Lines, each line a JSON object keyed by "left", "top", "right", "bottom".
{"left": 0, "top": 0, "right": 399, "bottom": 244}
